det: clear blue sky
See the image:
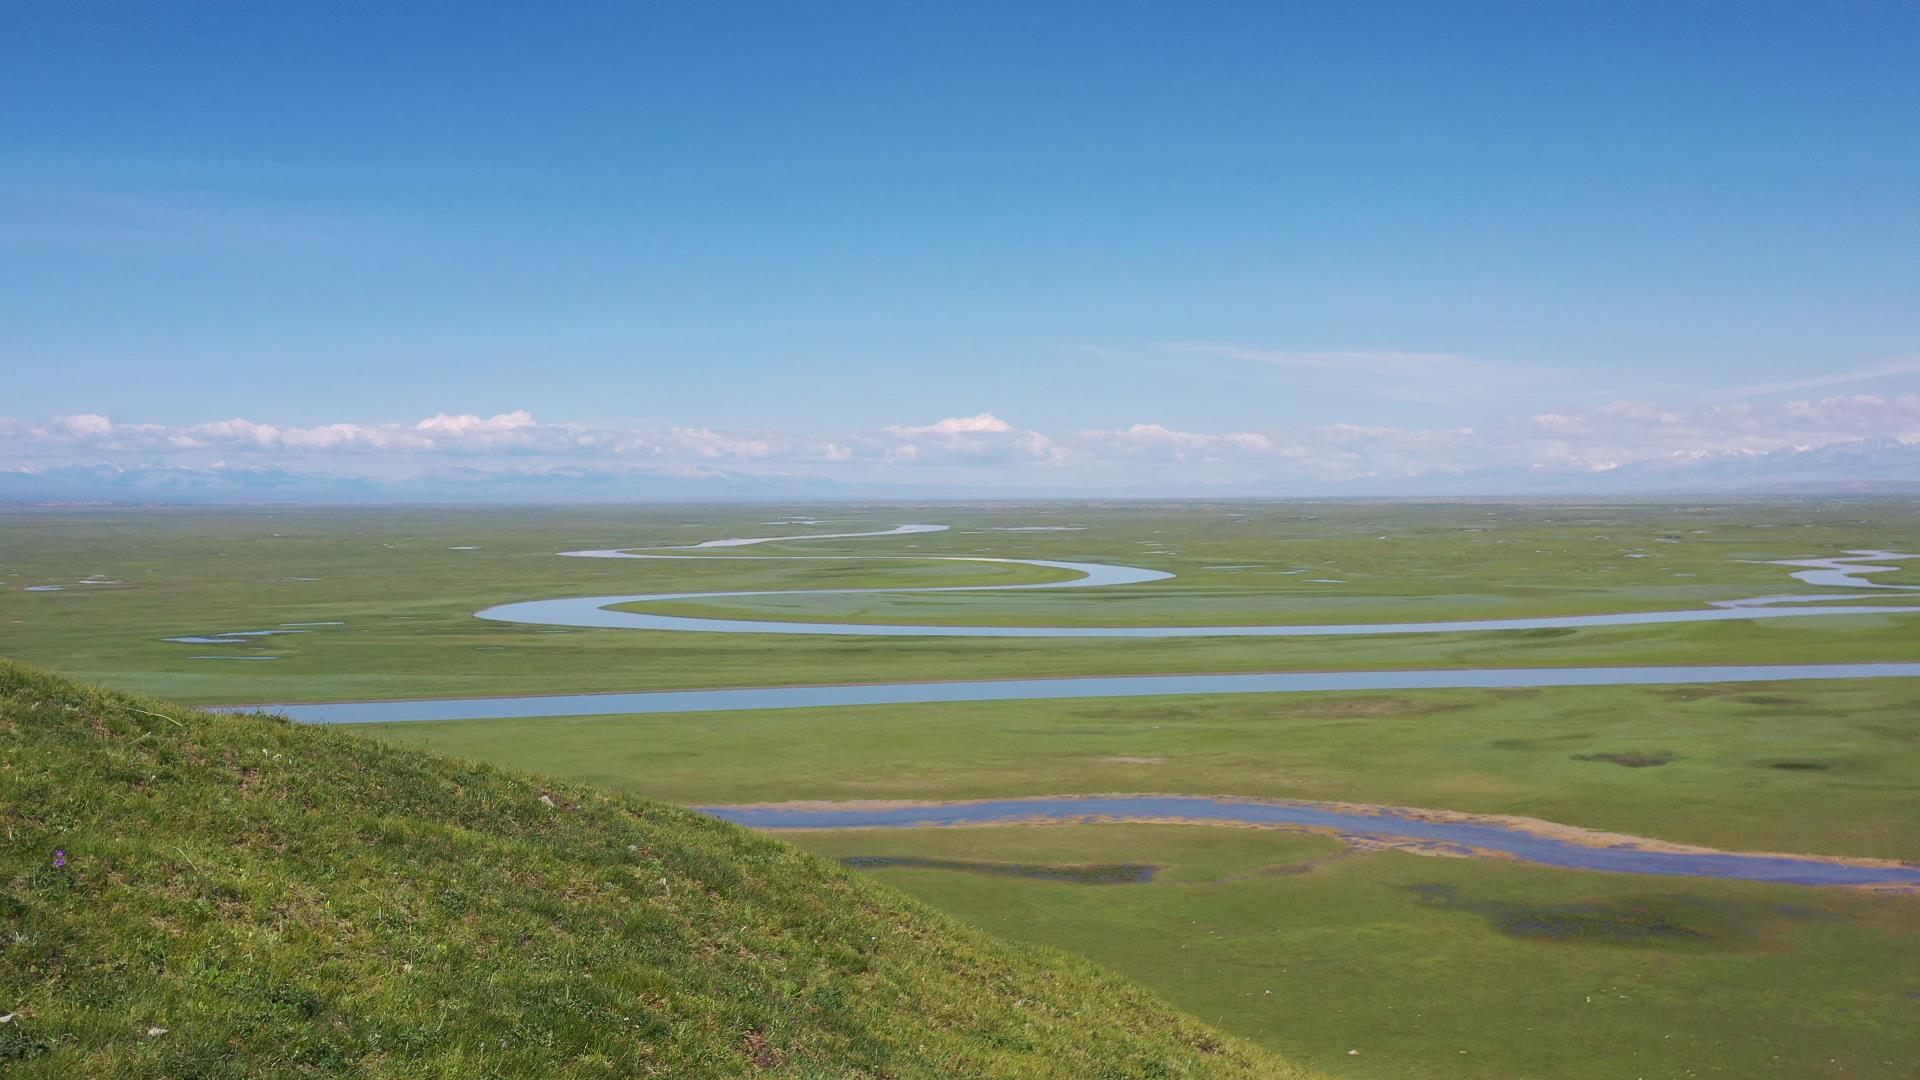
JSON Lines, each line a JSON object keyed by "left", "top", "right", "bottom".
{"left": 3, "top": 3, "right": 1917, "bottom": 495}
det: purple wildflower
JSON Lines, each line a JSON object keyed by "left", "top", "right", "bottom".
{"left": 52, "top": 850, "right": 66, "bottom": 868}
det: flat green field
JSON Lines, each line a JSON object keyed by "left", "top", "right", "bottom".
{"left": 370, "top": 681, "right": 1920, "bottom": 863}
{"left": 789, "top": 825, "right": 1920, "bottom": 1080}
{"left": 4, "top": 500, "right": 1918, "bottom": 706}
{"left": 5, "top": 500, "right": 1919, "bottom": 1077}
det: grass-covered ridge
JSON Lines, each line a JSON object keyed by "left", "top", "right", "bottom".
{"left": 0, "top": 662, "right": 1301, "bottom": 1078}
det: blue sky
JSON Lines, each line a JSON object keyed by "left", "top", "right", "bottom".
{"left": 4, "top": 3, "right": 1918, "bottom": 496}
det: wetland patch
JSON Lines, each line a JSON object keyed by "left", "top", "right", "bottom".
{"left": 701, "top": 795, "right": 1920, "bottom": 888}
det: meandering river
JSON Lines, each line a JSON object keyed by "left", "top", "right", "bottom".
{"left": 233, "top": 527, "right": 1920, "bottom": 888}
{"left": 240, "top": 532, "right": 1920, "bottom": 724}
{"left": 476, "top": 531, "right": 1920, "bottom": 638}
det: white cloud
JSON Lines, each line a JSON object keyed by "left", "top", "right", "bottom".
{"left": 3, "top": 393, "right": 1918, "bottom": 495}
{"left": 415, "top": 410, "right": 535, "bottom": 435}
{"left": 52, "top": 414, "right": 116, "bottom": 439}
{"left": 883, "top": 412, "right": 1013, "bottom": 436}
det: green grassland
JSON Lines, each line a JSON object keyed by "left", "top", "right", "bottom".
{"left": 364, "top": 678, "right": 1920, "bottom": 1077}
{"left": 3, "top": 500, "right": 1919, "bottom": 706}
{"left": 787, "top": 825, "right": 1920, "bottom": 1080}
{"left": 0, "top": 662, "right": 1297, "bottom": 1078}
{"left": 368, "top": 679, "right": 1920, "bottom": 863}
{"left": 6, "top": 500, "right": 1919, "bottom": 1078}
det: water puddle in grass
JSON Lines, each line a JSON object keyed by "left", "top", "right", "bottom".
{"left": 838, "top": 855, "right": 1158, "bottom": 884}
{"left": 701, "top": 796, "right": 1920, "bottom": 889}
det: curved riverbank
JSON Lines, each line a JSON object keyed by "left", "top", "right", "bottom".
{"left": 476, "top": 534, "right": 1920, "bottom": 638}
{"left": 700, "top": 794, "right": 1920, "bottom": 890}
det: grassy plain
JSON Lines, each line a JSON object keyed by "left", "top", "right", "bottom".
{"left": 3, "top": 500, "right": 1919, "bottom": 707}
{"left": 369, "top": 680, "right": 1920, "bottom": 863}
{"left": 789, "top": 825, "right": 1920, "bottom": 1080}
{"left": 6, "top": 500, "right": 1919, "bottom": 1077}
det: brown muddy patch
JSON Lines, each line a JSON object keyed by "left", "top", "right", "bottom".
{"left": 1764, "top": 760, "right": 1834, "bottom": 771}
{"left": 1573, "top": 751, "right": 1675, "bottom": 768}
{"left": 1098, "top": 755, "right": 1167, "bottom": 765}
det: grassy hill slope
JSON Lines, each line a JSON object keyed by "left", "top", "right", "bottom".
{"left": 0, "top": 662, "right": 1301, "bottom": 1078}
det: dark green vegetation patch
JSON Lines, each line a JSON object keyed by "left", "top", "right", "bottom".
{"left": 1407, "top": 882, "right": 1716, "bottom": 945}
{"left": 1571, "top": 750, "right": 1675, "bottom": 768}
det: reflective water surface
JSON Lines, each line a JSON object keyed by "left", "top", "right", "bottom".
{"left": 706, "top": 796, "right": 1920, "bottom": 889}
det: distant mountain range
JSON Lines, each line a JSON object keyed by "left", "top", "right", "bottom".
{"left": 3, "top": 437, "right": 1916, "bottom": 503}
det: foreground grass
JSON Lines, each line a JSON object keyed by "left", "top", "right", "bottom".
{"left": 0, "top": 662, "right": 1300, "bottom": 1078}
{"left": 790, "top": 825, "right": 1920, "bottom": 1080}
